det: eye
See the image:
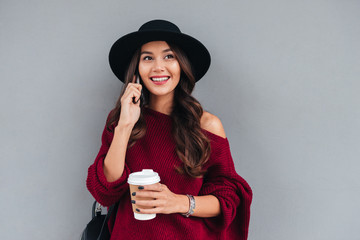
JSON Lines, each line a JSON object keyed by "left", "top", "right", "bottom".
{"left": 143, "top": 56, "right": 152, "bottom": 61}
{"left": 164, "top": 54, "right": 175, "bottom": 59}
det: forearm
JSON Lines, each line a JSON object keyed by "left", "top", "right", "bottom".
{"left": 177, "top": 194, "right": 221, "bottom": 218}
{"left": 103, "top": 123, "right": 133, "bottom": 182}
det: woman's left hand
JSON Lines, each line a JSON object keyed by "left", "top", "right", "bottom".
{"left": 132, "top": 183, "right": 187, "bottom": 215}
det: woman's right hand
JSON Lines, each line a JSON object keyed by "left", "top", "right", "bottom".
{"left": 118, "top": 82, "right": 142, "bottom": 128}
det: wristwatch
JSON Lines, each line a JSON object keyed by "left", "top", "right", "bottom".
{"left": 182, "top": 194, "right": 195, "bottom": 217}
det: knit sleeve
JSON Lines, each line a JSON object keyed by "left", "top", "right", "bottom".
{"left": 199, "top": 132, "right": 253, "bottom": 240}
{"left": 86, "top": 112, "right": 131, "bottom": 207}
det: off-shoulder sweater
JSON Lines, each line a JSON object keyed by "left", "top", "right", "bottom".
{"left": 86, "top": 107, "right": 252, "bottom": 240}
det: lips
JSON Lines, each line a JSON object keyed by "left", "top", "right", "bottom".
{"left": 150, "top": 76, "right": 170, "bottom": 82}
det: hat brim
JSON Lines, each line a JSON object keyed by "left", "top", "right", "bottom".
{"left": 109, "top": 30, "right": 211, "bottom": 82}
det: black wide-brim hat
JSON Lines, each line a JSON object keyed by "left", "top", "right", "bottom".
{"left": 109, "top": 19, "right": 211, "bottom": 82}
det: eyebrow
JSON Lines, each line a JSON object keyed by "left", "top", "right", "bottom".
{"left": 140, "top": 48, "right": 173, "bottom": 55}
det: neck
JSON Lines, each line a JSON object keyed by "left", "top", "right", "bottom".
{"left": 148, "top": 94, "right": 174, "bottom": 115}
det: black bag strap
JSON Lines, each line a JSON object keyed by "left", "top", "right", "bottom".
{"left": 96, "top": 201, "right": 117, "bottom": 240}
{"left": 92, "top": 201, "right": 98, "bottom": 218}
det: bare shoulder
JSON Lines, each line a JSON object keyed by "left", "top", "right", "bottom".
{"left": 200, "top": 111, "right": 227, "bottom": 138}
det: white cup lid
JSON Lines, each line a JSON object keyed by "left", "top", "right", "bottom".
{"left": 127, "top": 169, "right": 160, "bottom": 185}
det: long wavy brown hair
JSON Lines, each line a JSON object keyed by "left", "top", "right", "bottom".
{"left": 106, "top": 42, "right": 211, "bottom": 178}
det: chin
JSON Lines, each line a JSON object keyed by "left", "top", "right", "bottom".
{"left": 148, "top": 89, "right": 175, "bottom": 97}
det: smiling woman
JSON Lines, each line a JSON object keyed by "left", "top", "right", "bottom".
{"left": 138, "top": 41, "right": 181, "bottom": 101}
{"left": 86, "top": 19, "right": 252, "bottom": 240}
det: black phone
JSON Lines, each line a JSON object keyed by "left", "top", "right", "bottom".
{"left": 132, "top": 74, "right": 144, "bottom": 106}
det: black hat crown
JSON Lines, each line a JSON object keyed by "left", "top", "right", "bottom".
{"left": 139, "top": 20, "right": 181, "bottom": 33}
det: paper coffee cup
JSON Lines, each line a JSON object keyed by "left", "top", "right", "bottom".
{"left": 127, "top": 169, "right": 160, "bottom": 220}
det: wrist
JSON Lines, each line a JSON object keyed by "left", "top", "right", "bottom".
{"left": 182, "top": 195, "right": 195, "bottom": 217}
{"left": 113, "top": 125, "right": 133, "bottom": 144}
{"left": 115, "top": 123, "right": 133, "bottom": 134}
{"left": 177, "top": 194, "right": 190, "bottom": 214}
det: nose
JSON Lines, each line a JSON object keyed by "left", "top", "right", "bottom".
{"left": 152, "top": 59, "right": 165, "bottom": 72}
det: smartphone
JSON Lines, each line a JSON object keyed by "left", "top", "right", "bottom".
{"left": 132, "top": 74, "right": 144, "bottom": 106}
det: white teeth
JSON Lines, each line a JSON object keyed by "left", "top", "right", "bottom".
{"left": 151, "top": 77, "right": 169, "bottom": 82}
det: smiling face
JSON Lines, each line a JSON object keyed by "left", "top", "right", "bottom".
{"left": 138, "top": 41, "right": 181, "bottom": 102}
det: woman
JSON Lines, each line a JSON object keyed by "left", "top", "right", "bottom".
{"left": 87, "top": 19, "right": 252, "bottom": 240}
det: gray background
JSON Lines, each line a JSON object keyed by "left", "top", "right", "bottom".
{"left": 1, "top": 0, "right": 359, "bottom": 239}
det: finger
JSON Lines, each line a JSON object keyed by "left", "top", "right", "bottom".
{"left": 122, "top": 87, "right": 141, "bottom": 102}
{"left": 122, "top": 92, "right": 141, "bottom": 105}
{"left": 139, "top": 183, "right": 166, "bottom": 192}
{"left": 134, "top": 199, "right": 164, "bottom": 208}
{"left": 125, "top": 88, "right": 142, "bottom": 103}
{"left": 132, "top": 90, "right": 142, "bottom": 104}
{"left": 134, "top": 191, "right": 161, "bottom": 199}
{"left": 132, "top": 95, "right": 141, "bottom": 104}
{"left": 127, "top": 83, "right": 142, "bottom": 91}
{"left": 123, "top": 86, "right": 140, "bottom": 98}
{"left": 125, "top": 85, "right": 142, "bottom": 95}
{"left": 135, "top": 207, "right": 161, "bottom": 214}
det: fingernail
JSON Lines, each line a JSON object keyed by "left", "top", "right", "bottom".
{"left": 132, "top": 192, "right": 136, "bottom": 196}
{"left": 136, "top": 208, "right": 140, "bottom": 212}
{"left": 138, "top": 186, "right": 144, "bottom": 190}
{"left": 131, "top": 200, "right": 136, "bottom": 204}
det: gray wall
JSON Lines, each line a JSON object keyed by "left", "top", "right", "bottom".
{"left": 1, "top": 0, "right": 359, "bottom": 239}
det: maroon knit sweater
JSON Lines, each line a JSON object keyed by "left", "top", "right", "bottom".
{"left": 86, "top": 107, "right": 252, "bottom": 240}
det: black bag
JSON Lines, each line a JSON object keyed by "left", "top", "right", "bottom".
{"left": 81, "top": 201, "right": 117, "bottom": 240}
